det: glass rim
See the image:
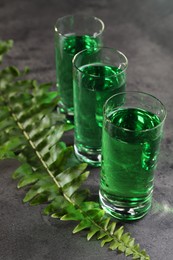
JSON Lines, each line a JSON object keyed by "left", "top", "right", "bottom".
{"left": 54, "top": 14, "right": 105, "bottom": 38}
{"left": 72, "top": 47, "right": 128, "bottom": 78}
{"left": 103, "top": 91, "right": 167, "bottom": 133}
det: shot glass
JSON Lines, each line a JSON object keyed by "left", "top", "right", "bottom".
{"left": 54, "top": 14, "right": 104, "bottom": 119}
{"left": 99, "top": 91, "right": 166, "bottom": 221}
{"left": 73, "top": 47, "right": 128, "bottom": 166}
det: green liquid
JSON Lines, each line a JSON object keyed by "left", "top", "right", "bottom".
{"left": 74, "top": 64, "right": 126, "bottom": 160}
{"left": 55, "top": 34, "right": 100, "bottom": 113}
{"left": 100, "top": 107, "right": 162, "bottom": 219}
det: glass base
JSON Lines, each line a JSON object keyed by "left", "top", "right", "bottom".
{"left": 99, "top": 190, "right": 152, "bottom": 221}
{"left": 74, "top": 144, "right": 101, "bottom": 167}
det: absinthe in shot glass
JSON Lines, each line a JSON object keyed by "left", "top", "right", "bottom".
{"left": 73, "top": 63, "right": 126, "bottom": 164}
{"left": 100, "top": 107, "right": 162, "bottom": 220}
{"left": 55, "top": 34, "right": 101, "bottom": 114}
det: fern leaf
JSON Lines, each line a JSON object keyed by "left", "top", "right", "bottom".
{"left": 73, "top": 219, "right": 91, "bottom": 233}
{"left": 109, "top": 240, "right": 120, "bottom": 250}
{"left": 0, "top": 39, "right": 13, "bottom": 62}
{"left": 60, "top": 204, "right": 83, "bottom": 221}
{"left": 44, "top": 196, "right": 67, "bottom": 216}
{"left": 87, "top": 225, "right": 100, "bottom": 240}
{"left": 12, "top": 163, "right": 33, "bottom": 179}
{"left": 17, "top": 174, "right": 41, "bottom": 188}
{"left": 101, "top": 236, "right": 113, "bottom": 247}
{"left": 56, "top": 163, "right": 88, "bottom": 187}
{"left": 29, "top": 193, "right": 49, "bottom": 206}
{"left": 114, "top": 226, "right": 124, "bottom": 240}
{"left": 71, "top": 189, "right": 90, "bottom": 204}
{"left": 63, "top": 171, "right": 90, "bottom": 198}
{"left": 23, "top": 186, "right": 42, "bottom": 202}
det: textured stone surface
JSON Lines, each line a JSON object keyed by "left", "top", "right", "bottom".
{"left": 0, "top": 0, "right": 173, "bottom": 259}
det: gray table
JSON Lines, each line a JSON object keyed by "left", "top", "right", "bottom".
{"left": 0, "top": 0, "right": 173, "bottom": 259}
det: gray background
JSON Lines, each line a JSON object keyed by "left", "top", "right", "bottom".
{"left": 0, "top": 0, "right": 173, "bottom": 259}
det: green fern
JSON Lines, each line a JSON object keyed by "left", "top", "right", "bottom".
{"left": 0, "top": 39, "right": 150, "bottom": 260}
{"left": 0, "top": 39, "right": 13, "bottom": 63}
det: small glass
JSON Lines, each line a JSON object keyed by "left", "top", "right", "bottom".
{"left": 54, "top": 14, "right": 104, "bottom": 119}
{"left": 73, "top": 47, "right": 128, "bottom": 166}
{"left": 99, "top": 91, "right": 166, "bottom": 221}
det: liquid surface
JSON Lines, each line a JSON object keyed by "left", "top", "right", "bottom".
{"left": 55, "top": 34, "right": 101, "bottom": 111}
{"left": 100, "top": 107, "right": 162, "bottom": 202}
{"left": 74, "top": 64, "right": 126, "bottom": 152}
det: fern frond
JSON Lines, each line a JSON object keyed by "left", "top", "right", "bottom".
{"left": 0, "top": 39, "right": 13, "bottom": 62}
